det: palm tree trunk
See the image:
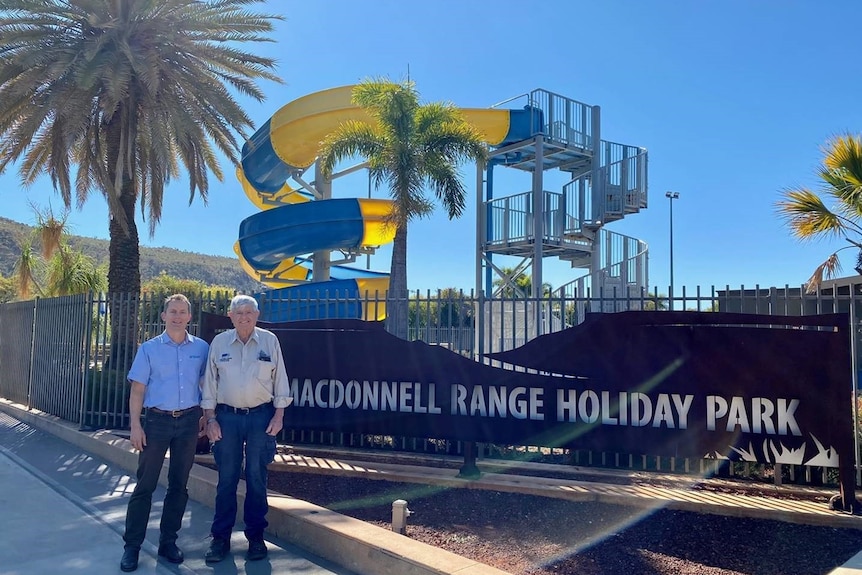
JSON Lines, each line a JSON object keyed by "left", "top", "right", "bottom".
{"left": 107, "top": 180, "right": 141, "bottom": 294}
{"left": 105, "top": 115, "right": 141, "bottom": 369}
{"left": 386, "top": 224, "right": 409, "bottom": 339}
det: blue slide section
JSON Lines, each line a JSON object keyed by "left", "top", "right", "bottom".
{"left": 236, "top": 86, "right": 544, "bottom": 321}
{"left": 239, "top": 199, "right": 368, "bottom": 273}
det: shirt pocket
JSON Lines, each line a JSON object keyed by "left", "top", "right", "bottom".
{"left": 257, "top": 359, "right": 273, "bottom": 381}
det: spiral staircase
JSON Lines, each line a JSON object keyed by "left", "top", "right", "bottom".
{"left": 479, "top": 88, "right": 648, "bottom": 313}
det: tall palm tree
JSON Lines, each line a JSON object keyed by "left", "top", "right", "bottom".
{"left": 318, "top": 79, "right": 487, "bottom": 338}
{"left": 776, "top": 134, "right": 862, "bottom": 292}
{"left": 0, "top": 0, "right": 281, "bottom": 362}
{"left": 0, "top": 0, "right": 282, "bottom": 295}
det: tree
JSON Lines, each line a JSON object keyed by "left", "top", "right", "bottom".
{"left": 318, "top": 79, "right": 487, "bottom": 338}
{"left": 776, "top": 134, "right": 862, "bottom": 292}
{"left": 642, "top": 292, "right": 669, "bottom": 311}
{"left": 142, "top": 271, "right": 234, "bottom": 297}
{"left": 493, "top": 267, "right": 552, "bottom": 298}
{"left": 13, "top": 207, "right": 106, "bottom": 298}
{"left": 0, "top": 0, "right": 281, "bottom": 295}
{"left": 0, "top": 273, "right": 16, "bottom": 303}
{"left": 0, "top": 0, "right": 281, "bottom": 363}
{"left": 408, "top": 288, "right": 474, "bottom": 331}
{"left": 44, "top": 244, "right": 107, "bottom": 296}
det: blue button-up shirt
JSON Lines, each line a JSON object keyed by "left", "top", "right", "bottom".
{"left": 128, "top": 332, "right": 209, "bottom": 411}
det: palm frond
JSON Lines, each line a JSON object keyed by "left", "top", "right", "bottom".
{"left": 34, "top": 205, "right": 68, "bottom": 260}
{"left": 822, "top": 134, "right": 862, "bottom": 187}
{"left": 421, "top": 158, "right": 467, "bottom": 218}
{"left": 804, "top": 252, "right": 842, "bottom": 294}
{"left": 318, "top": 121, "right": 385, "bottom": 177}
{"left": 776, "top": 188, "right": 845, "bottom": 239}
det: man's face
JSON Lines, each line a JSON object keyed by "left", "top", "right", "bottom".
{"left": 229, "top": 304, "right": 259, "bottom": 331}
{"left": 161, "top": 300, "right": 191, "bottom": 330}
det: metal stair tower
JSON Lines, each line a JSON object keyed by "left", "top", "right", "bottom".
{"left": 476, "top": 88, "right": 648, "bottom": 314}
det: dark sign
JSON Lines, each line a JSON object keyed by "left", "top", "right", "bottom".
{"left": 200, "top": 311, "right": 854, "bottom": 471}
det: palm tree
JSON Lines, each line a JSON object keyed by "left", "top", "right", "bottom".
{"left": 0, "top": 0, "right": 281, "bottom": 360}
{"left": 643, "top": 292, "right": 669, "bottom": 311}
{"left": 318, "top": 79, "right": 487, "bottom": 337}
{"left": 44, "top": 244, "right": 107, "bottom": 296}
{"left": 493, "top": 266, "right": 553, "bottom": 298}
{"left": 0, "top": 0, "right": 281, "bottom": 295}
{"left": 777, "top": 134, "right": 862, "bottom": 292}
{"left": 14, "top": 206, "right": 106, "bottom": 298}
{"left": 14, "top": 240, "right": 41, "bottom": 299}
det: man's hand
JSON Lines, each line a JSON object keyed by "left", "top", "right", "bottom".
{"left": 266, "top": 414, "right": 283, "bottom": 436}
{"left": 206, "top": 419, "right": 222, "bottom": 443}
{"left": 130, "top": 425, "right": 146, "bottom": 451}
{"left": 198, "top": 415, "right": 207, "bottom": 438}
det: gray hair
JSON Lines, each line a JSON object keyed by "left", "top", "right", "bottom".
{"left": 230, "top": 294, "right": 259, "bottom": 313}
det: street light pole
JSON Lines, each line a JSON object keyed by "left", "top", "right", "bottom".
{"left": 665, "top": 191, "right": 680, "bottom": 310}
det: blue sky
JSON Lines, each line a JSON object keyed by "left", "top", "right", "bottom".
{"left": 2, "top": 0, "right": 861, "bottom": 294}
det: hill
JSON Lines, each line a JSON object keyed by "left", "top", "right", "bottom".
{"left": 0, "top": 216, "right": 265, "bottom": 293}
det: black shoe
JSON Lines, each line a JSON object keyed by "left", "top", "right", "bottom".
{"left": 120, "top": 547, "right": 139, "bottom": 572}
{"left": 246, "top": 539, "right": 268, "bottom": 561}
{"left": 205, "top": 537, "right": 230, "bottom": 563}
{"left": 157, "top": 542, "right": 184, "bottom": 564}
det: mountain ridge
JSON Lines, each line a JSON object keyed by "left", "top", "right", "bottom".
{"left": 0, "top": 216, "right": 264, "bottom": 292}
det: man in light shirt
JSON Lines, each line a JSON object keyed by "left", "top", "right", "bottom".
{"left": 201, "top": 294, "right": 293, "bottom": 563}
{"left": 121, "top": 294, "right": 208, "bottom": 572}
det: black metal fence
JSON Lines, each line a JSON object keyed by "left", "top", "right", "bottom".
{"left": 1, "top": 285, "right": 860, "bottom": 486}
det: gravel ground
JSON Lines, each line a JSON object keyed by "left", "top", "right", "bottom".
{"left": 266, "top": 468, "right": 862, "bottom": 575}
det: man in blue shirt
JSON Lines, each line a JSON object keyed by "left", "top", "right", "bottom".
{"left": 120, "top": 294, "right": 209, "bottom": 572}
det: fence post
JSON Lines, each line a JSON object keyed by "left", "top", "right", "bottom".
{"left": 77, "top": 291, "right": 96, "bottom": 428}
{"left": 25, "top": 297, "right": 38, "bottom": 410}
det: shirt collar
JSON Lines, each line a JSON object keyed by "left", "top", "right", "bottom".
{"left": 230, "top": 327, "right": 258, "bottom": 345}
{"left": 159, "top": 331, "right": 192, "bottom": 345}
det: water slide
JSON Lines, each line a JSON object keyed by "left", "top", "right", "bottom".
{"left": 235, "top": 85, "right": 537, "bottom": 320}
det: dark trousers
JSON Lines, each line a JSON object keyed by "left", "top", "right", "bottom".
{"left": 123, "top": 408, "right": 201, "bottom": 549}
{"left": 211, "top": 403, "right": 277, "bottom": 542}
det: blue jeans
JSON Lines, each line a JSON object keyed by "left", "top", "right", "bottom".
{"left": 123, "top": 407, "right": 201, "bottom": 549}
{"left": 211, "top": 403, "right": 277, "bottom": 542}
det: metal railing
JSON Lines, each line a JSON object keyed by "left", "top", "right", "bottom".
{"left": 492, "top": 88, "right": 594, "bottom": 151}
{"left": 485, "top": 190, "right": 568, "bottom": 245}
{"left": 563, "top": 147, "right": 648, "bottom": 229}
{"left": 2, "top": 286, "right": 861, "bottom": 487}
{"left": 602, "top": 149, "right": 649, "bottom": 215}
{"left": 553, "top": 229, "right": 649, "bottom": 305}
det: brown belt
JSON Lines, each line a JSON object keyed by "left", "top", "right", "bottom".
{"left": 146, "top": 406, "right": 201, "bottom": 418}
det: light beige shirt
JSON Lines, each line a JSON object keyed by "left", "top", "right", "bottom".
{"left": 202, "top": 327, "right": 293, "bottom": 410}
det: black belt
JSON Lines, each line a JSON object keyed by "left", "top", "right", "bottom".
{"left": 216, "top": 402, "right": 272, "bottom": 415}
{"left": 146, "top": 406, "right": 200, "bottom": 418}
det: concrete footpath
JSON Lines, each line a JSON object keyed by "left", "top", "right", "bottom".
{"left": 0, "top": 400, "right": 507, "bottom": 575}
{"left": 2, "top": 397, "right": 862, "bottom": 574}
{"left": 0, "top": 410, "right": 356, "bottom": 575}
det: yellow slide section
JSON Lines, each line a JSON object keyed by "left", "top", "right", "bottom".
{"left": 267, "top": 85, "right": 511, "bottom": 171}
{"left": 358, "top": 198, "right": 395, "bottom": 246}
{"left": 237, "top": 166, "right": 311, "bottom": 211}
{"left": 237, "top": 85, "right": 513, "bottom": 292}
